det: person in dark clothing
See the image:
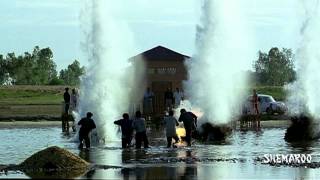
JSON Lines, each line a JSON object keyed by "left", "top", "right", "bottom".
{"left": 64, "top": 88, "right": 71, "bottom": 114}
{"left": 78, "top": 112, "right": 96, "bottom": 149}
{"left": 143, "top": 87, "right": 154, "bottom": 115}
{"left": 114, "top": 113, "right": 133, "bottom": 148}
{"left": 178, "top": 109, "right": 197, "bottom": 146}
{"left": 164, "top": 88, "right": 174, "bottom": 110}
{"left": 132, "top": 111, "right": 149, "bottom": 149}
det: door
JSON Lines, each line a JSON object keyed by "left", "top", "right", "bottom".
{"left": 152, "top": 81, "right": 172, "bottom": 115}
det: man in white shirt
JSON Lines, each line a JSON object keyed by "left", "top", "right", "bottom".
{"left": 173, "top": 88, "right": 184, "bottom": 107}
{"left": 164, "top": 110, "right": 180, "bottom": 148}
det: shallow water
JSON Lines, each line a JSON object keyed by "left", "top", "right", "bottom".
{"left": 0, "top": 126, "right": 320, "bottom": 179}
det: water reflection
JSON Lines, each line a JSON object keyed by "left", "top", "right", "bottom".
{"left": 2, "top": 127, "right": 320, "bottom": 179}
{"left": 286, "top": 141, "right": 315, "bottom": 154}
{"left": 119, "top": 149, "right": 198, "bottom": 179}
{"left": 84, "top": 169, "right": 96, "bottom": 179}
{"left": 79, "top": 149, "right": 91, "bottom": 162}
{"left": 119, "top": 164, "right": 198, "bottom": 180}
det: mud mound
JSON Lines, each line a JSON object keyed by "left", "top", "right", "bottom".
{"left": 285, "top": 114, "right": 320, "bottom": 142}
{"left": 19, "top": 146, "right": 90, "bottom": 178}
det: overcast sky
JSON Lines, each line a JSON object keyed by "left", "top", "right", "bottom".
{"left": 0, "top": 0, "right": 308, "bottom": 70}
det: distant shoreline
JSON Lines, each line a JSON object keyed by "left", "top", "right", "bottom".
{"left": 0, "top": 119, "right": 290, "bottom": 129}
{"left": 0, "top": 120, "right": 62, "bottom": 129}
{"left": 0, "top": 115, "right": 60, "bottom": 121}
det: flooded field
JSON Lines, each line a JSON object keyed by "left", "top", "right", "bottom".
{"left": 0, "top": 125, "right": 320, "bottom": 179}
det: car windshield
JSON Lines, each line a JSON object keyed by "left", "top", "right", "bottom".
{"left": 262, "top": 96, "right": 275, "bottom": 103}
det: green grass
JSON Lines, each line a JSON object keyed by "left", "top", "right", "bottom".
{"left": 0, "top": 86, "right": 68, "bottom": 105}
{"left": 0, "top": 85, "right": 287, "bottom": 105}
{"left": 0, "top": 85, "right": 287, "bottom": 118}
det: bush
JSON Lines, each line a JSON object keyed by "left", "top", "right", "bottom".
{"left": 49, "top": 78, "right": 64, "bottom": 85}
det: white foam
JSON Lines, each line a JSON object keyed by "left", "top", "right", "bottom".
{"left": 184, "top": 0, "right": 254, "bottom": 124}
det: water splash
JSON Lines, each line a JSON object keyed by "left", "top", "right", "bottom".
{"left": 78, "top": 0, "right": 144, "bottom": 141}
{"left": 286, "top": 0, "right": 320, "bottom": 118}
{"left": 184, "top": 0, "right": 254, "bottom": 124}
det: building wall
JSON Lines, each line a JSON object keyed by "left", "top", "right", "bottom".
{"left": 141, "top": 59, "right": 188, "bottom": 115}
{"left": 145, "top": 59, "right": 188, "bottom": 90}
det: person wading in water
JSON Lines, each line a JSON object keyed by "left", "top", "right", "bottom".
{"left": 78, "top": 112, "right": 96, "bottom": 149}
{"left": 114, "top": 113, "right": 133, "bottom": 148}
{"left": 252, "top": 89, "right": 260, "bottom": 128}
{"left": 178, "top": 109, "right": 197, "bottom": 146}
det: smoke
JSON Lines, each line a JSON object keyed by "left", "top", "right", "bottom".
{"left": 78, "top": 0, "right": 144, "bottom": 141}
{"left": 184, "top": 0, "right": 254, "bottom": 124}
{"left": 286, "top": 0, "right": 320, "bottom": 119}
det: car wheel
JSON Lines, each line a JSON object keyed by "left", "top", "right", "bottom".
{"left": 266, "top": 107, "right": 273, "bottom": 115}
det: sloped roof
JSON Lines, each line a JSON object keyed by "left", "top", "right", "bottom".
{"left": 131, "top": 46, "right": 190, "bottom": 61}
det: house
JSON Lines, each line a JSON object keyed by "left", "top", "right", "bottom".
{"left": 131, "top": 46, "right": 190, "bottom": 115}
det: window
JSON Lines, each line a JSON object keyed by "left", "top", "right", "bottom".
{"left": 147, "top": 68, "right": 155, "bottom": 74}
{"left": 157, "top": 68, "right": 166, "bottom": 74}
{"left": 156, "top": 67, "right": 176, "bottom": 75}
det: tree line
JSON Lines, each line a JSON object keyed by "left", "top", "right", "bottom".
{"left": 0, "top": 46, "right": 84, "bottom": 85}
{"left": 0, "top": 46, "right": 296, "bottom": 86}
{"left": 252, "top": 47, "right": 296, "bottom": 86}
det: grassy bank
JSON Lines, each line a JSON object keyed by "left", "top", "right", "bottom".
{"left": 0, "top": 85, "right": 287, "bottom": 104}
{"left": 0, "top": 85, "right": 73, "bottom": 118}
{"left": 0, "top": 85, "right": 70, "bottom": 105}
{"left": 0, "top": 85, "right": 286, "bottom": 118}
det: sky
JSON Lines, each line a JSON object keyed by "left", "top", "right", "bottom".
{"left": 0, "top": 0, "right": 307, "bottom": 70}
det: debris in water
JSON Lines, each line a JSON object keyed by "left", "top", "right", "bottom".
{"left": 19, "top": 146, "right": 90, "bottom": 179}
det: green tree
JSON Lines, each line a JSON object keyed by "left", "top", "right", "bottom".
{"left": 254, "top": 47, "right": 296, "bottom": 86}
{"left": 59, "top": 60, "right": 85, "bottom": 85}
{"left": 49, "top": 77, "right": 64, "bottom": 85}
{"left": 1, "top": 46, "right": 58, "bottom": 85}
{"left": 0, "top": 54, "right": 6, "bottom": 83}
{"left": 32, "top": 46, "right": 57, "bottom": 85}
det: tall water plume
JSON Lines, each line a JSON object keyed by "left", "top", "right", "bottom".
{"left": 78, "top": 0, "right": 144, "bottom": 141}
{"left": 184, "top": 0, "right": 254, "bottom": 124}
{"left": 286, "top": 0, "right": 320, "bottom": 119}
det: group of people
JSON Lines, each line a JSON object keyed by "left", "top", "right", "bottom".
{"left": 114, "top": 109, "right": 197, "bottom": 149}
{"left": 63, "top": 87, "right": 79, "bottom": 114}
{"left": 114, "top": 111, "right": 150, "bottom": 148}
{"left": 143, "top": 87, "right": 184, "bottom": 115}
{"left": 164, "top": 87, "right": 184, "bottom": 110}
{"left": 61, "top": 88, "right": 78, "bottom": 132}
{"left": 64, "top": 86, "right": 196, "bottom": 149}
{"left": 71, "top": 87, "right": 260, "bottom": 150}
{"left": 62, "top": 87, "right": 79, "bottom": 132}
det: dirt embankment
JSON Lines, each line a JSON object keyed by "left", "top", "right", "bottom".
{"left": 0, "top": 121, "right": 62, "bottom": 129}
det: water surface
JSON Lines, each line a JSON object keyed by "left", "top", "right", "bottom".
{"left": 0, "top": 126, "right": 320, "bottom": 179}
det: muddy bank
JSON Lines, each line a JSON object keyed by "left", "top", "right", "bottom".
{"left": 0, "top": 121, "right": 62, "bottom": 128}
{"left": 0, "top": 119, "right": 290, "bottom": 129}
{"left": 236, "top": 120, "right": 290, "bottom": 129}
{"left": 0, "top": 115, "right": 60, "bottom": 121}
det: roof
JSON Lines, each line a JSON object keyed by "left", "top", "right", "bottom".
{"left": 131, "top": 46, "right": 190, "bottom": 61}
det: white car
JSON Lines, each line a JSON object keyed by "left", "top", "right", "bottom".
{"left": 242, "top": 94, "right": 287, "bottom": 115}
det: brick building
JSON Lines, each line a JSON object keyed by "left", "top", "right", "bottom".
{"left": 131, "top": 46, "right": 190, "bottom": 114}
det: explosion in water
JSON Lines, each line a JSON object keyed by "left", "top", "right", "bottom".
{"left": 184, "top": 0, "right": 253, "bottom": 124}
{"left": 286, "top": 0, "right": 320, "bottom": 119}
{"left": 78, "top": 0, "right": 144, "bottom": 141}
